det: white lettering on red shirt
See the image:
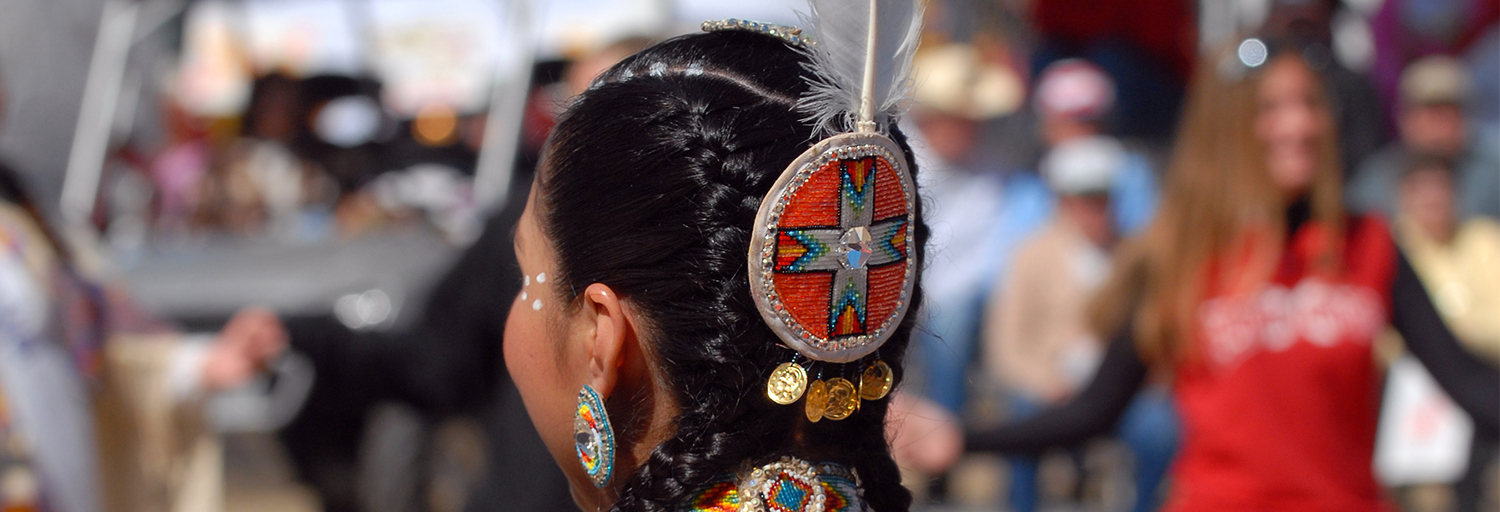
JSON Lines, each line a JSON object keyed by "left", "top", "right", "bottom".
{"left": 1198, "top": 279, "right": 1386, "bottom": 369}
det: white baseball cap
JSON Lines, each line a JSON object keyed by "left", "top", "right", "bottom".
{"left": 1042, "top": 136, "right": 1125, "bottom": 195}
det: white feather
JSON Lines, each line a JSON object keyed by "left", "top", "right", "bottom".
{"left": 797, "top": 0, "right": 923, "bottom": 136}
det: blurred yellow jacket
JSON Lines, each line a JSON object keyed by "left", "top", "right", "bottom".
{"left": 1396, "top": 215, "right": 1500, "bottom": 363}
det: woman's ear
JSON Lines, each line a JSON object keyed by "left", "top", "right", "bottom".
{"left": 580, "top": 283, "right": 637, "bottom": 400}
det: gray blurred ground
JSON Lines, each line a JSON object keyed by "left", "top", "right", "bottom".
{"left": 120, "top": 229, "right": 460, "bottom": 325}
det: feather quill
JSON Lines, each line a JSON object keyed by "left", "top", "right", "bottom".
{"left": 797, "top": 0, "right": 923, "bottom": 136}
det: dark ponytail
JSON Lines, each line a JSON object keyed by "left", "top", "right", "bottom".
{"left": 537, "top": 31, "right": 925, "bottom": 512}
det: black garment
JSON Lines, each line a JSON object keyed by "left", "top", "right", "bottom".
{"left": 279, "top": 180, "right": 574, "bottom": 512}
{"left": 1455, "top": 433, "right": 1497, "bottom": 512}
{"left": 968, "top": 229, "right": 1500, "bottom": 456}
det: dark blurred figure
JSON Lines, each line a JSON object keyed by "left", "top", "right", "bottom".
{"left": 1391, "top": 154, "right": 1500, "bottom": 512}
{"left": 277, "top": 176, "right": 570, "bottom": 512}
{"left": 273, "top": 39, "right": 655, "bottom": 512}
{"left": 1262, "top": 0, "right": 1388, "bottom": 178}
{"left": 1348, "top": 56, "right": 1500, "bottom": 220}
{"left": 1371, "top": 0, "right": 1498, "bottom": 132}
{"left": 276, "top": 117, "right": 569, "bottom": 512}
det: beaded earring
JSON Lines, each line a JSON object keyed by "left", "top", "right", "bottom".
{"left": 574, "top": 385, "right": 616, "bottom": 488}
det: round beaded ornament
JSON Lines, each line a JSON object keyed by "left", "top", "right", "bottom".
{"left": 748, "top": 132, "right": 917, "bottom": 364}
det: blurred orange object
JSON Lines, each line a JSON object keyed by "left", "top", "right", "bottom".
{"left": 413, "top": 104, "right": 459, "bottom": 147}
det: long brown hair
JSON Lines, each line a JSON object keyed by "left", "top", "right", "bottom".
{"left": 1091, "top": 44, "right": 1344, "bottom": 367}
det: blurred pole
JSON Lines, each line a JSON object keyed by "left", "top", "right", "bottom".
{"left": 132, "top": 0, "right": 190, "bottom": 46}
{"left": 473, "top": 0, "right": 534, "bottom": 214}
{"left": 61, "top": 0, "right": 139, "bottom": 229}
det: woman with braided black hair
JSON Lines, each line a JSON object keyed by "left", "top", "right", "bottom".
{"left": 503, "top": 9, "right": 928, "bottom": 511}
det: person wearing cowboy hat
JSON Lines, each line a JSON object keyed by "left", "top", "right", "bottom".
{"left": 905, "top": 43, "right": 1047, "bottom": 422}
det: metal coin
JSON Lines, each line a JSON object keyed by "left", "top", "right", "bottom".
{"left": 823, "top": 378, "right": 859, "bottom": 420}
{"left": 766, "top": 362, "right": 809, "bottom": 405}
{"left": 858, "top": 360, "right": 893, "bottom": 401}
{"left": 804, "top": 380, "right": 829, "bottom": 423}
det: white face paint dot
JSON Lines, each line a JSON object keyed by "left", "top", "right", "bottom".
{"left": 536, "top": 272, "right": 546, "bottom": 284}
{"left": 524, "top": 275, "right": 530, "bottom": 286}
{"left": 532, "top": 299, "right": 543, "bottom": 311}
{"left": 520, "top": 291, "right": 527, "bottom": 300}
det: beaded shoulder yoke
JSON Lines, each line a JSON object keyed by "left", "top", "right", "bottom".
{"left": 683, "top": 457, "right": 869, "bottom": 512}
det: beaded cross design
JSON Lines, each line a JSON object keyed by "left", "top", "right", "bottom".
{"left": 685, "top": 457, "right": 866, "bottom": 512}
{"left": 750, "top": 133, "right": 916, "bottom": 363}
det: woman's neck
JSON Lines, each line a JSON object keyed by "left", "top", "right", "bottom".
{"left": 1285, "top": 194, "right": 1312, "bottom": 236}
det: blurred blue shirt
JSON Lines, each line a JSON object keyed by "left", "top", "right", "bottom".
{"left": 911, "top": 145, "right": 1157, "bottom": 413}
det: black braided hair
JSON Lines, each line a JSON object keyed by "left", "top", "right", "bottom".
{"left": 537, "top": 30, "right": 926, "bottom": 512}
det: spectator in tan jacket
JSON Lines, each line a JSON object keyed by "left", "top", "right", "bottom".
{"left": 983, "top": 136, "right": 1177, "bottom": 512}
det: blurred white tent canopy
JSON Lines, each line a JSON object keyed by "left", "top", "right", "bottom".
{"left": 172, "top": 0, "right": 818, "bottom": 118}
{"left": 70, "top": 0, "right": 836, "bottom": 226}
{"left": 245, "top": 0, "right": 363, "bottom": 77}
{"left": 368, "top": 0, "right": 511, "bottom": 116}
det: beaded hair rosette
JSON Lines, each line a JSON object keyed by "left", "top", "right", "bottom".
{"left": 713, "top": 0, "right": 922, "bottom": 420}
{"left": 748, "top": 133, "right": 916, "bottom": 363}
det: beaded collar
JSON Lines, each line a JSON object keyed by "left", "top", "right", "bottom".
{"left": 683, "top": 457, "right": 868, "bottom": 512}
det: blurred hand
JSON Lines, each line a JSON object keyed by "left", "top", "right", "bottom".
{"left": 885, "top": 391, "right": 963, "bottom": 474}
{"left": 1043, "top": 382, "right": 1076, "bottom": 403}
{"left": 202, "top": 307, "right": 288, "bottom": 392}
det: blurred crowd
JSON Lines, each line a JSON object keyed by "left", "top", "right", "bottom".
{"left": 0, "top": 0, "right": 1495, "bottom": 511}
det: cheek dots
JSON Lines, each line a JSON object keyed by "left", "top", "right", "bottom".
{"left": 523, "top": 273, "right": 547, "bottom": 311}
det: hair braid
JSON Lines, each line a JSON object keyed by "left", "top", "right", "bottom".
{"left": 540, "top": 31, "right": 922, "bottom": 512}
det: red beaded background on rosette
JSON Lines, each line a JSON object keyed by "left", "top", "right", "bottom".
{"left": 864, "top": 157, "right": 908, "bottom": 332}
{"left": 770, "top": 154, "right": 909, "bottom": 341}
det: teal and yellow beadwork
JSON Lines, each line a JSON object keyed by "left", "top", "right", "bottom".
{"left": 687, "top": 481, "right": 740, "bottom": 512}
{"left": 574, "top": 385, "right": 616, "bottom": 488}
{"left": 683, "top": 458, "right": 866, "bottom": 512}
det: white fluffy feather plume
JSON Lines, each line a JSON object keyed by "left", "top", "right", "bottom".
{"left": 797, "top": 0, "right": 923, "bottom": 136}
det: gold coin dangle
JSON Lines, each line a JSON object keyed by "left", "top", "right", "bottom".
{"left": 823, "top": 378, "right": 859, "bottom": 421}
{"left": 858, "top": 360, "right": 893, "bottom": 401}
{"left": 804, "top": 380, "right": 829, "bottom": 423}
{"left": 766, "top": 362, "right": 809, "bottom": 405}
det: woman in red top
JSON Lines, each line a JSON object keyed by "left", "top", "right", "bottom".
{"left": 967, "top": 39, "right": 1499, "bottom": 511}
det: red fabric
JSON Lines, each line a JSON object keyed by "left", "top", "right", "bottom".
{"left": 1167, "top": 216, "right": 1398, "bottom": 512}
{"left": 1031, "top": 0, "right": 1195, "bottom": 80}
